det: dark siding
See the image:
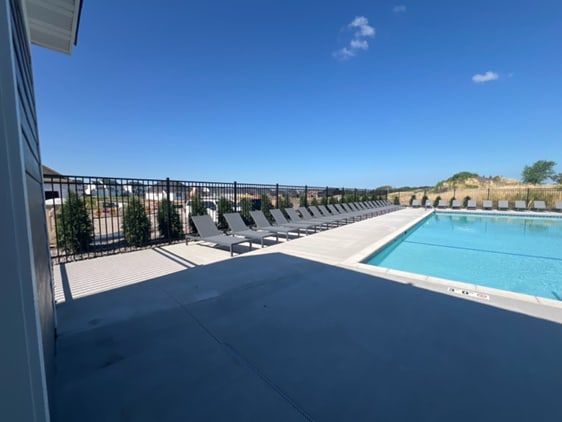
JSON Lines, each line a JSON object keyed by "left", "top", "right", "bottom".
{"left": 10, "top": 0, "right": 55, "bottom": 409}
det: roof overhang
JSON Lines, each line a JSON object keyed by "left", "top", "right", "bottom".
{"left": 24, "top": 0, "right": 83, "bottom": 54}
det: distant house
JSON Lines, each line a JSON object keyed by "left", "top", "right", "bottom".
{"left": 42, "top": 165, "right": 83, "bottom": 203}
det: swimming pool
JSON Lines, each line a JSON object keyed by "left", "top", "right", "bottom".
{"left": 364, "top": 212, "right": 562, "bottom": 300}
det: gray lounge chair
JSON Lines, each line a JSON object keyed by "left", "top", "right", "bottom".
{"left": 271, "top": 208, "right": 316, "bottom": 233}
{"left": 285, "top": 207, "right": 328, "bottom": 230}
{"left": 451, "top": 199, "right": 461, "bottom": 209}
{"left": 319, "top": 205, "right": 351, "bottom": 224}
{"left": 466, "top": 199, "right": 476, "bottom": 209}
{"left": 554, "top": 201, "right": 562, "bottom": 212}
{"left": 533, "top": 200, "right": 546, "bottom": 211}
{"left": 308, "top": 205, "right": 346, "bottom": 226}
{"left": 498, "top": 200, "right": 509, "bottom": 210}
{"left": 224, "top": 212, "right": 278, "bottom": 247}
{"left": 514, "top": 200, "right": 527, "bottom": 211}
{"left": 249, "top": 210, "right": 300, "bottom": 240}
{"left": 411, "top": 199, "right": 420, "bottom": 208}
{"left": 424, "top": 199, "right": 432, "bottom": 208}
{"left": 437, "top": 199, "right": 447, "bottom": 208}
{"left": 482, "top": 200, "right": 493, "bottom": 209}
{"left": 190, "top": 214, "right": 252, "bottom": 256}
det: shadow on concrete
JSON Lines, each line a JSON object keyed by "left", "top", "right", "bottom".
{"left": 55, "top": 253, "right": 562, "bottom": 421}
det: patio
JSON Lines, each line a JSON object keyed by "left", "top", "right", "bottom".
{"left": 53, "top": 208, "right": 562, "bottom": 421}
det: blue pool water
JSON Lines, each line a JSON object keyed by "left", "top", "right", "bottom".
{"left": 364, "top": 212, "right": 562, "bottom": 300}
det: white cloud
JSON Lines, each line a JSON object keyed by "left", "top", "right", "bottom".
{"left": 333, "top": 16, "right": 375, "bottom": 61}
{"left": 472, "top": 71, "right": 499, "bottom": 83}
{"left": 349, "top": 16, "right": 375, "bottom": 37}
{"left": 350, "top": 39, "right": 368, "bottom": 50}
{"left": 393, "top": 5, "right": 407, "bottom": 13}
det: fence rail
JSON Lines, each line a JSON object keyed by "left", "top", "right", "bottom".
{"left": 44, "top": 174, "right": 388, "bottom": 263}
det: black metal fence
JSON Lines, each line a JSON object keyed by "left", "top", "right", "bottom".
{"left": 44, "top": 174, "right": 388, "bottom": 263}
{"left": 390, "top": 186, "right": 562, "bottom": 208}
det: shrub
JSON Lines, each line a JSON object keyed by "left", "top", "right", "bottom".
{"left": 260, "top": 193, "right": 273, "bottom": 222}
{"left": 56, "top": 192, "right": 94, "bottom": 254}
{"left": 311, "top": 196, "right": 319, "bottom": 206}
{"left": 123, "top": 197, "right": 151, "bottom": 246}
{"left": 393, "top": 195, "right": 400, "bottom": 206}
{"left": 433, "top": 195, "right": 442, "bottom": 208}
{"left": 277, "top": 194, "right": 291, "bottom": 210}
{"left": 463, "top": 195, "right": 471, "bottom": 208}
{"left": 409, "top": 194, "right": 417, "bottom": 206}
{"left": 238, "top": 197, "right": 254, "bottom": 225}
{"left": 449, "top": 197, "right": 456, "bottom": 207}
{"left": 157, "top": 199, "right": 183, "bottom": 240}
{"left": 421, "top": 194, "right": 429, "bottom": 207}
{"left": 188, "top": 193, "right": 207, "bottom": 233}
{"left": 216, "top": 197, "right": 233, "bottom": 230}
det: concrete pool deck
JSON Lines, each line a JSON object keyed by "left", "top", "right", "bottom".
{"left": 53, "top": 208, "right": 562, "bottom": 421}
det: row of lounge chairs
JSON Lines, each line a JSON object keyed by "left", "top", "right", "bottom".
{"left": 412, "top": 199, "right": 562, "bottom": 211}
{"left": 188, "top": 200, "right": 400, "bottom": 256}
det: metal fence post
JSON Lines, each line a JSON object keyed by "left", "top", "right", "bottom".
{"left": 166, "top": 177, "right": 171, "bottom": 242}
{"left": 304, "top": 185, "right": 308, "bottom": 207}
{"left": 234, "top": 181, "right": 237, "bottom": 208}
{"left": 275, "top": 183, "right": 279, "bottom": 208}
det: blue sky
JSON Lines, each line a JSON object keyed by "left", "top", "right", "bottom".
{"left": 32, "top": 0, "right": 562, "bottom": 188}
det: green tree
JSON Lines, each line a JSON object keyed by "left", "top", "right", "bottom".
{"left": 123, "top": 197, "right": 151, "bottom": 247}
{"left": 217, "top": 197, "right": 233, "bottom": 230}
{"left": 555, "top": 173, "right": 562, "bottom": 184}
{"left": 343, "top": 192, "right": 355, "bottom": 203}
{"left": 188, "top": 193, "right": 207, "bottom": 233}
{"left": 260, "top": 193, "right": 273, "bottom": 222}
{"left": 277, "top": 194, "right": 291, "bottom": 210}
{"left": 56, "top": 192, "right": 93, "bottom": 254}
{"left": 310, "top": 196, "right": 319, "bottom": 206}
{"left": 238, "top": 197, "right": 253, "bottom": 225}
{"left": 522, "top": 160, "right": 557, "bottom": 184}
{"left": 409, "top": 194, "right": 417, "bottom": 206}
{"left": 393, "top": 195, "right": 400, "bottom": 206}
{"left": 157, "top": 199, "right": 183, "bottom": 240}
{"left": 433, "top": 195, "right": 442, "bottom": 208}
{"left": 421, "top": 193, "right": 429, "bottom": 207}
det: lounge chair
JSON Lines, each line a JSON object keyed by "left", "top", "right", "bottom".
{"left": 285, "top": 207, "right": 326, "bottom": 231}
{"left": 411, "top": 199, "right": 420, "bottom": 208}
{"left": 498, "top": 200, "right": 509, "bottom": 210}
{"left": 424, "top": 199, "right": 432, "bottom": 209}
{"left": 437, "top": 199, "right": 447, "bottom": 209}
{"left": 224, "top": 212, "right": 278, "bottom": 247}
{"left": 319, "top": 205, "right": 351, "bottom": 224}
{"left": 482, "top": 200, "right": 493, "bottom": 210}
{"left": 532, "top": 200, "right": 546, "bottom": 211}
{"left": 338, "top": 203, "right": 367, "bottom": 220}
{"left": 249, "top": 210, "right": 300, "bottom": 240}
{"left": 190, "top": 214, "right": 252, "bottom": 256}
{"left": 466, "top": 199, "right": 476, "bottom": 209}
{"left": 514, "top": 200, "right": 527, "bottom": 211}
{"left": 554, "top": 201, "right": 562, "bottom": 212}
{"left": 308, "top": 205, "right": 347, "bottom": 226}
{"left": 270, "top": 208, "right": 316, "bottom": 233}
{"left": 451, "top": 199, "right": 461, "bottom": 209}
